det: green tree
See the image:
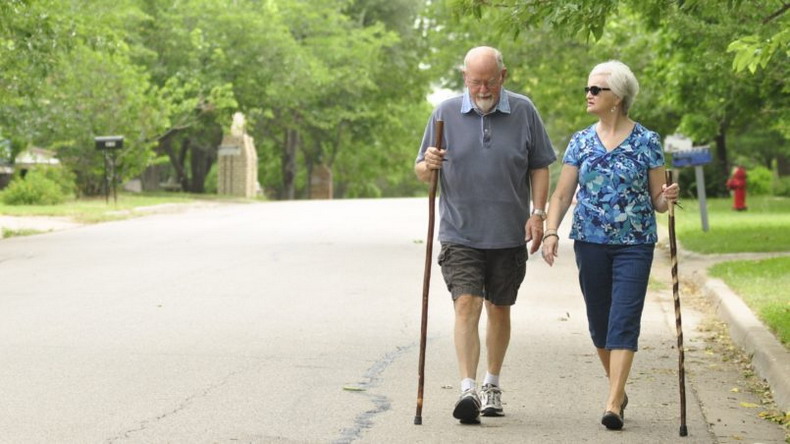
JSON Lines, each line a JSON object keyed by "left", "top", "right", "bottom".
{"left": 324, "top": 0, "right": 434, "bottom": 198}
{"left": 134, "top": 0, "right": 244, "bottom": 192}
{"left": 727, "top": 3, "right": 789, "bottom": 73}
{"left": 0, "top": 0, "right": 69, "bottom": 158}
{"left": 1, "top": 0, "right": 440, "bottom": 199}
{"left": 40, "top": 45, "right": 164, "bottom": 194}
{"left": 252, "top": 0, "right": 432, "bottom": 199}
{"left": 643, "top": 3, "right": 787, "bottom": 185}
{"left": 439, "top": 0, "right": 788, "bottom": 194}
{"left": 2, "top": 0, "right": 166, "bottom": 195}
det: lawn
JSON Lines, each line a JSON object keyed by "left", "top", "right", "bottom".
{"left": 709, "top": 257, "right": 790, "bottom": 346}
{"left": 670, "top": 196, "right": 790, "bottom": 254}
{"left": 0, "top": 192, "right": 253, "bottom": 223}
{"left": 662, "top": 195, "right": 790, "bottom": 350}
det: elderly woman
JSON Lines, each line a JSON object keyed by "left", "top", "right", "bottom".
{"left": 541, "top": 60, "right": 679, "bottom": 430}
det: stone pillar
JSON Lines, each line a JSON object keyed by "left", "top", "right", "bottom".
{"left": 217, "top": 113, "right": 259, "bottom": 198}
{"left": 310, "top": 164, "right": 333, "bottom": 199}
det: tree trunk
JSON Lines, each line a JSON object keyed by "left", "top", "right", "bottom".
{"left": 177, "top": 138, "right": 190, "bottom": 191}
{"left": 159, "top": 130, "right": 188, "bottom": 191}
{"left": 778, "top": 154, "right": 790, "bottom": 176}
{"left": 189, "top": 144, "right": 209, "bottom": 193}
{"left": 281, "top": 128, "right": 298, "bottom": 200}
{"left": 306, "top": 158, "right": 313, "bottom": 199}
{"left": 715, "top": 129, "right": 728, "bottom": 179}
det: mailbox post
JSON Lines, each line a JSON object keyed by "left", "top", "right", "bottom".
{"left": 665, "top": 134, "right": 711, "bottom": 232}
{"left": 95, "top": 136, "right": 123, "bottom": 204}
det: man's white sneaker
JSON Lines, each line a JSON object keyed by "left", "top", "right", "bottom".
{"left": 480, "top": 383, "right": 504, "bottom": 417}
{"left": 452, "top": 388, "right": 481, "bottom": 424}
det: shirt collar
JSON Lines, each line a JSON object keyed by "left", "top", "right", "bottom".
{"left": 461, "top": 88, "right": 511, "bottom": 115}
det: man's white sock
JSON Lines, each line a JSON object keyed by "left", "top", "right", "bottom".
{"left": 461, "top": 378, "right": 476, "bottom": 392}
{"left": 483, "top": 372, "right": 500, "bottom": 387}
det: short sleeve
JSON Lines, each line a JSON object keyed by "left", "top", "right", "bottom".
{"left": 562, "top": 132, "right": 582, "bottom": 167}
{"left": 526, "top": 102, "right": 557, "bottom": 170}
{"left": 648, "top": 131, "right": 665, "bottom": 168}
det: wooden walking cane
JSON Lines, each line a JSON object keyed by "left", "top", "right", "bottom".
{"left": 665, "top": 170, "right": 688, "bottom": 437}
{"left": 414, "top": 120, "right": 443, "bottom": 425}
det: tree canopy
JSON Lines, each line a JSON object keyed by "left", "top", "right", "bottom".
{"left": 1, "top": 0, "right": 786, "bottom": 198}
{"left": 432, "top": 0, "right": 788, "bottom": 193}
{"left": 1, "top": 0, "right": 433, "bottom": 198}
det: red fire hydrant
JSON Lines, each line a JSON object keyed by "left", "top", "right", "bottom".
{"left": 726, "top": 166, "right": 747, "bottom": 211}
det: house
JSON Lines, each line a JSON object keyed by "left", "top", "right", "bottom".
{"left": 14, "top": 147, "right": 60, "bottom": 178}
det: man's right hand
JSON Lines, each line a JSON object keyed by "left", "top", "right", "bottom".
{"left": 424, "top": 146, "right": 446, "bottom": 170}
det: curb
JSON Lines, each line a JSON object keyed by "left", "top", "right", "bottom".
{"left": 692, "top": 273, "right": 790, "bottom": 412}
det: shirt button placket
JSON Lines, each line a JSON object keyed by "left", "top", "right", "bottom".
{"left": 483, "top": 116, "right": 492, "bottom": 149}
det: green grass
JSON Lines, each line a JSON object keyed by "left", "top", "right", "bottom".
{"left": 0, "top": 192, "right": 254, "bottom": 223}
{"left": 658, "top": 195, "right": 790, "bottom": 348}
{"left": 668, "top": 196, "right": 790, "bottom": 254}
{"left": 1, "top": 227, "right": 47, "bottom": 238}
{"left": 709, "top": 257, "right": 790, "bottom": 346}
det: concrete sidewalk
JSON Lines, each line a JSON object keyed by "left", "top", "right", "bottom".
{"left": 0, "top": 215, "right": 83, "bottom": 234}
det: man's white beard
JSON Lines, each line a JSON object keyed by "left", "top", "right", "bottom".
{"left": 474, "top": 95, "right": 496, "bottom": 113}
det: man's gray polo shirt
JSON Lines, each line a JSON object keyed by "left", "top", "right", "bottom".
{"left": 416, "top": 89, "right": 556, "bottom": 249}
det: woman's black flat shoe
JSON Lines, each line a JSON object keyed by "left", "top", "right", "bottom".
{"left": 602, "top": 410, "right": 624, "bottom": 430}
{"left": 621, "top": 393, "right": 628, "bottom": 420}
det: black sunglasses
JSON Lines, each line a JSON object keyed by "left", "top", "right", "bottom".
{"left": 584, "top": 86, "right": 612, "bottom": 96}
{"left": 585, "top": 86, "right": 611, "bottom": 96}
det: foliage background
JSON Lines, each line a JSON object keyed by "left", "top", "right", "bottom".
{"left": 0, "top": 0, "right": 787, "bottom": 199}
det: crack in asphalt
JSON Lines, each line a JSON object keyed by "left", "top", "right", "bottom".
{"left": 105, "top": 364, "right": 253, "bottom": 443}
{"left": 333, "top": 343, "right": 416, "bottom": 444}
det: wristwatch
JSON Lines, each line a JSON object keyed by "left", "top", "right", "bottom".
{"left": 532, "top": 209, "right": 547, "bottom": 220}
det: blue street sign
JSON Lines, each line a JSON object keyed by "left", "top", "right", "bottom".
{"left": 672, "top": 146, "right": 712, "bottom": 168}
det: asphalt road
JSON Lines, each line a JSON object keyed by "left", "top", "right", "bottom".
{"left": 0, "top": 198, "right": 785, "bottom": 443}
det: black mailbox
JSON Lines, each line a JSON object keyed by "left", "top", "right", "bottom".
{"left": 95, "top": 136, "right": 124, "bottom": 150}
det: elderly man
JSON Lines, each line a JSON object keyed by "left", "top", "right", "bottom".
{"left": 415, "top": 46, "right": 555, "bottom": 424}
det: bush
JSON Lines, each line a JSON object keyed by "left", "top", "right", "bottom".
{"left": 40, "top": 165, "right": 77, "bottom": 196}
{"left": 746, "top": 165, "right": 773, "bottom": 195}
{"left": 204, "top": 164, "right": 218, "bottom": 194}
{"left": 773, "top": 176, "right": 790, "bottom": 197}
{"left": 1, "top": 169, "right": 69, "bottom": 205}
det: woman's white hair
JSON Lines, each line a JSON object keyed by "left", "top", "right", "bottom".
{"left": 591, "top": 60, "right": 639, "bottom": 115}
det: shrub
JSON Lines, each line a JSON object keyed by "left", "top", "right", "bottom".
{"left": 745, "top": 165, "right": 773, "bottom": 195}
{"left": 773, "top": 176, "right": 790, "bottom": 197}
{"left": 1, "top": 169, "right": 68, "bottom": 205}
{"left": 204, "top": 164, "right": 218, "bottom": 194}
{"left": 27, "top": 165, "right": 77, "bottom": 196}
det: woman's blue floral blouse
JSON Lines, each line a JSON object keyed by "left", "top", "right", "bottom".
{"left": 563, "top": 122, "right": 665, "bottom": 245}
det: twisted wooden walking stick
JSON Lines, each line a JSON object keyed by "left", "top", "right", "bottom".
{"left": 665, "top": 170, "right": 688, "bottom": 437}
{"left": 414, "top": 120, "right": 443, "bottom": 425}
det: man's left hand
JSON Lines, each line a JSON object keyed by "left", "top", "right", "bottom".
{"left": 525, "top": 215, "right": 544, "bottom": 254}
